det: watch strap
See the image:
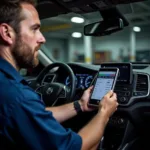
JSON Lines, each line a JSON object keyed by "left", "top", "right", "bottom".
{"left": 73, "top": 101, "right": 82, "bottom": 114}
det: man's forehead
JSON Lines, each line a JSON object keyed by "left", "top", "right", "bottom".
{"left": 21, "top": 3, "right": 40, "bottom": 23}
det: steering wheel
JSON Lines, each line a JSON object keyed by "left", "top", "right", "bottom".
{"left": 36, "top": 62, "right": 76, "bottom": 106}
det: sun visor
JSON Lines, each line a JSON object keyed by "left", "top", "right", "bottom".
{"left": 54, "top": 0, "right": 144, "bottom": 13}
{"left": 36, "top": 0, "right": 69, "bottom": 19}
{"left": 37, "top": 0, "right": 144, "bottom": 19}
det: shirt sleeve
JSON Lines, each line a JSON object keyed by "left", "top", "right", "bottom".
{"left": 8, "top": 98, "right": 82, "bottom": 150}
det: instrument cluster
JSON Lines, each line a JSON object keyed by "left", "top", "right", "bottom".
{"left": 65, "top": 74, "right": 94, "bottom": 89}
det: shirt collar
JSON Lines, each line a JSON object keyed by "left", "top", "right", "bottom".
{"left": 0, "top": 58, "right": 24, "bottom": 83}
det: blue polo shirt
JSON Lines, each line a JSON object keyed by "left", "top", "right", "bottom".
{"left": 0, "top": 58, "right": 82, "bottom": 150}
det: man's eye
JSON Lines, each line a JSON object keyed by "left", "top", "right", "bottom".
{"left": 32, "top": 25, "right": 41, "bottom": 32}
{"left": 33, "top": 27, "right": 38, "bottom": 31}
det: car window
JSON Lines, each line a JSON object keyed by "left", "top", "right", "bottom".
{"left": 40, "top": 1, "right": 150, "bottom": 65}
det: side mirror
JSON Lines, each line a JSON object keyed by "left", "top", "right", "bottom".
{"left": 84, "top": 18, "right": 124, "bottom": 36}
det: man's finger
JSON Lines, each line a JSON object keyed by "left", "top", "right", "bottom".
{"left": 112, "top": 93, "right": 117, "bottom": 99}
{"left": 87, "top": 86, "right": 93, "bottom": 92}
{"left": 104, "top": 90, "right": 113, "bottom": 98}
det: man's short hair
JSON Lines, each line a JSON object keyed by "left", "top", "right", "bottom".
{"left": 0, "top": 0, "right": 36, "bottom": 34}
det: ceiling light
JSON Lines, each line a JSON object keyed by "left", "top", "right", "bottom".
{"left": 133, "top": 26, "right": 141, "bottom": 32}
{"left": 71, "top": 17, "right": 84, "bottom": 23}
{"left": 72, "top": 32, "right": 82, "bottom": 38}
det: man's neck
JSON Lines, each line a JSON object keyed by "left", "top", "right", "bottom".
{"left": 0, "top": 47, "right": 19, "bottom": 71}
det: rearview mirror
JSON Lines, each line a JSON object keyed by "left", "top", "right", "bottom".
{"left": 84, "top": 18, "right": 124, "bottom": 36}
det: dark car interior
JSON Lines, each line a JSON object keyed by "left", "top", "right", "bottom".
{"left": 24, "top": 0, "right": 150, "bottom": 150}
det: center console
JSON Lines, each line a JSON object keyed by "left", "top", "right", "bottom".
{"left": 99, "top": 63, "right": 149, "bottom": 150}
{"left": 101, "top": 63, "right": 133, "bottom": 105}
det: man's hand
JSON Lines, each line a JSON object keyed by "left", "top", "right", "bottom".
{"left": 79, "top": 86, "right": 95, "bottom": 112}
{"left": 99, "top": 90, "right": 118, "bottom": 118}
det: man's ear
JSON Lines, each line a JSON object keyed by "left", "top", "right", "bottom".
{"left": 0, "top": 23, "right": 15, "bottom": 45}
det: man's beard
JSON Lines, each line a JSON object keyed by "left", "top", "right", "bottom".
{"left": 12, "top": 36, "right": 40, "bottom": 69}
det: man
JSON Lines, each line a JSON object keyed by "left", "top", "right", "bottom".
{"left": 0, "top": 0, "right": 118, "bottom": 150}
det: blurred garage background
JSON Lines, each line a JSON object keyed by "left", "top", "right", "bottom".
{"left": 37, "top": 0, "right": 150, "bottom": 64}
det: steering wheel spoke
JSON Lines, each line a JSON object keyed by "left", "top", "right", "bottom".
{"left": 58, "top": 85, "right": 67, "bottom": 99}
{"left": 35, "top": 62, "right": 76, "bottom": 106}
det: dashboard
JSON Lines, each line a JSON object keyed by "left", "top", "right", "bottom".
{"left": 42, "top": 73, "right": 95, "bottom": 89}
{"left": 41, "top": 62, "right": 150, "bottom": 106}
{"left": 42, "top": 64, "right": 97, "bottom": 91}
{"left": 28, "top": 62, "right": 150, "bottom": 150}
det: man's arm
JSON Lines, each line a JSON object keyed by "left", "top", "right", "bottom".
{"left": 78, "top": 110, "right": 108, "bottom": 150}
{"left": 78, "top": 91, "right": 118, "bottom": 150}
{"left": 46, "top": 87, "right": 118, "bottom": 150}
{"left": 46, "top": 86, "right": 94, "bottom": 123}
{"left": 45, "top": 102, "right": 78, "bottom": 123}
{"left": 10, "top": 98, "right": 82, "bottom": 150}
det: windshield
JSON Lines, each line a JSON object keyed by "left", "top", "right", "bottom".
{"left": 40, "top": 1, "right": 150, "bottom": 64}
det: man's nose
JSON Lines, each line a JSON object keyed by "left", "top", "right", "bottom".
{"left": 39, "top": 32, "right": 46, "bottom": 44}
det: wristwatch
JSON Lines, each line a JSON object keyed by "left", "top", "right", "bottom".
{"left": 73, "top": 101, "right": 82, "bottom": 114}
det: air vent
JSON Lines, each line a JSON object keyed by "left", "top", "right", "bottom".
{"left": 136, "top": 74, "right": 148, "bottom": 92}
